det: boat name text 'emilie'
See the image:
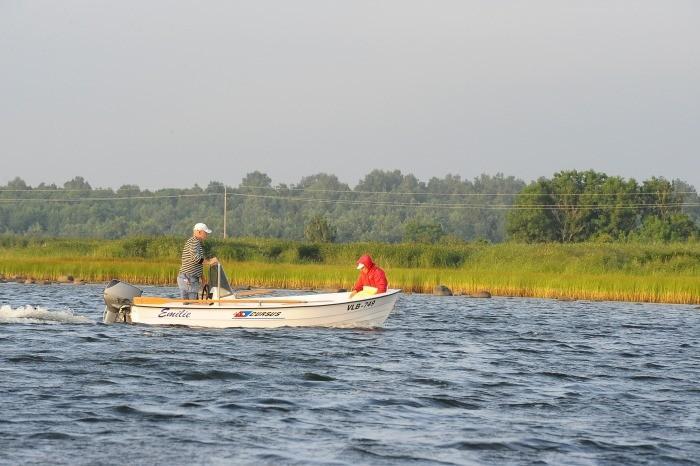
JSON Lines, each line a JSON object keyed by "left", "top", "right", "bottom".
{"left": 158, "top": 308, "right": 191, "bottom": 318}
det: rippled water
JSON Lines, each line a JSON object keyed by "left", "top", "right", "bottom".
{"left": 1, "top": 282, "right": 699, "bottom": 465}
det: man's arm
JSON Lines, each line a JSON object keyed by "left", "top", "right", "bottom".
{"left": 348, "top": 275, "right": 364, "bottom": 297}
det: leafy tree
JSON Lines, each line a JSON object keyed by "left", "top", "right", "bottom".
{"left": 592, "top": 176, "right": 639, "bottom": 239}
{"left": 509, "top": 170, "right": 637, "bottom": 242}
{"left": 548, "top": 170, "right": 609, "bottom": 242}
{"left": 206, "top": 181, "right": 225, "bottom": 193}
{"left": 63, "top": 176, "right": 92, "bottom": 190}
{"left": 506, "top": 178, "right": 559, "bottom": 242}
{"left": 635, "top": 214, "right": 699, "bottom": 242}
{"left": 304, "top": 215, "right": 337, "bottom": 243}
{"left": 403, "top": 220, "right": 445, "bottom": 243}
{"left": 356, "top": 169, "right": 405, "bottom": 193}
{"left": 507, "top": 170, "right": 698, "bottom": 243}
{"left": 673, "top": 179, "right": 700, "bottom": 228}
{"left": 296, "top": 173, "right": 349, "bottom": 194}
{"left": 117, "top": 184, "right": 140, "bottom": 194}
{"left": 7, "top": 177, "right": 29, "bottom": 190}
{"left": 640, "top": 177, "right": 683, "bottom": 220}
{"left": 241, "top": 171, "right": 272, "bottom": 189}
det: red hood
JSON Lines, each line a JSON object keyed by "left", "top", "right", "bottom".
{"left": 357, "top": 255, "right": 375, "bottom": 269}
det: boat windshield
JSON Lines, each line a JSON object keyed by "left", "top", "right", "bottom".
{"left": 207, "top": 263, "right": 234, "bottom": 297}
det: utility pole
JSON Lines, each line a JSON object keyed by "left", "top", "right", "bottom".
{"left": 223, "top": 185, "right": 227, "bottom": 239}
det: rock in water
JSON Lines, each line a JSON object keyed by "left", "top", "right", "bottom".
{"left": 471, "top": 290, "right": 492, "bottom": 298}
{"left": 433, "top": 285, "right": 453, "bottom": 296}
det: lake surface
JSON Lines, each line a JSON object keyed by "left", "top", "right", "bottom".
{"left": 1, "top": 282, "right": 699, "bottom": 465}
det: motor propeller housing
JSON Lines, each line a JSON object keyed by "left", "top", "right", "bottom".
{"left": 103, "top": 279, "right": 143, "bottom": 323}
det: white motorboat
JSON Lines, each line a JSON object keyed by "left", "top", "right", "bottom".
{"left": 103, "top": 265, "right": 400, "bottom": 329}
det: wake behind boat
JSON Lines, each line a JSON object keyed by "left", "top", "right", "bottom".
{"left": 103, "top": 264, "right": 400, "bottom": 329}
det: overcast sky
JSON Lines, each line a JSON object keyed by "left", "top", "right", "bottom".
{"left": 2, "top": 1, "right": 698, "bottom": 190}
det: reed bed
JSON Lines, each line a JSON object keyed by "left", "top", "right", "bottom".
{"left": 1, "top": 236, "right": 699, "bottom": 304}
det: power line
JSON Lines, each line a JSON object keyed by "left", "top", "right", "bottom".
{"left": 226, "top": 192, "right": 700, "bottom": 210}
{"left": 0, "top": 190, "right": 698, "bottom": 211}
{"left": 0, "top": 188, "right": 201, "bottom": 193}
{"left": 0, "top": 193, "right": 219, "bottom": 202}
{"left": 236, "top": 185, "right": 699, "bottom": 198}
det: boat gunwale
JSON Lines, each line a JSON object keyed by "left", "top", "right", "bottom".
{"left": 131, "top": 289, "right": 401, "bottom": 310}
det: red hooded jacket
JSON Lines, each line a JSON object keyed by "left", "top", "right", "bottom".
{"left": 352, "top": 255, "right": 388, "bottom": 293}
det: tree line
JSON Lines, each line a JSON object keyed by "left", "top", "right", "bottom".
{"left": 0, "top": 170, "right": 698, "bottom": 243}
{"left": 507, "top": 170, "right": 699, "bottom": 242}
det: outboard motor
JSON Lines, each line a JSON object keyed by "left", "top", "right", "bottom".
{"left": 103, "top": 279, "right": 143, "bottom": 324}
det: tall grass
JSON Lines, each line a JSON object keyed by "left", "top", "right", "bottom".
{"left": 0, "top": 236, "right": 698, "bottom": 304}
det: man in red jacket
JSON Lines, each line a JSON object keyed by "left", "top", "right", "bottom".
{"left": 349, "top": 254, "right": 388, "bottom": 297}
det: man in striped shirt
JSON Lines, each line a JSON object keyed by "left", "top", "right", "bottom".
{"left": 177, "top": 223, "right": 218, "bottom": 299}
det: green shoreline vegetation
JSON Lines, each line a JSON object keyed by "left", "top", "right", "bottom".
{"left": 1, "top": 171, "right": 698, "bottom": 305}
{"left": 1, "top": 236, "right": 698, "bottom": 305}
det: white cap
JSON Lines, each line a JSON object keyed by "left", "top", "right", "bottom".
{"left": 193, "top": 222, "right": 212, "bottom": 234}
{"left": 356, "top": 263, "right": 365, "bottom": 270}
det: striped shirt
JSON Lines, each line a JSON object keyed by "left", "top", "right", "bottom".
{"left": 179, "top": 236, "right": 205, "bottom": 277}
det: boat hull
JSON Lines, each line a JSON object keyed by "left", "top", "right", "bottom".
{"left": 128, "top": 290, "right": 400, "bottom": 329}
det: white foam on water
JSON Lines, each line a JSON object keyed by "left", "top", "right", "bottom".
{"left": 0, "top": 305, "right": 95, "bottom": 324}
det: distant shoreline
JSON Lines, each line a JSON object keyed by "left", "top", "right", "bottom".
{"left": 1, "top": 236, "right": 699, "bottom": 305}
